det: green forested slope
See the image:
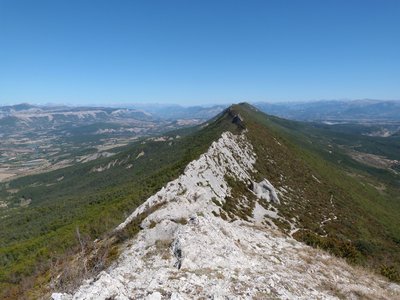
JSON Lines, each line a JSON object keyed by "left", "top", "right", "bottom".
{"left": 0, "top": 111, "right": 240, "bottom": 299}
{"left": 1, "top": 103, "right": 399, "bottom": 299}
{"left": 230, "top": 103, "right": 400, "bottom": 281}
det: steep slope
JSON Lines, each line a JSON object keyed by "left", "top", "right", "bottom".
{"left": 3, "top": 103, "right": 400, "bottom": 298}
{"left": 233, "top": 104, "right": 400, "bottom": 280}
{"left": 0, "top": 108, "right": 240, "bottom": 299}
{"left": 52, "top": 131, "right": 399, "bottom": 299}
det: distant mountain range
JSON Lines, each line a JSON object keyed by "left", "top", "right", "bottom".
{"left": 3, "top": 100, "right": 400, "bottom": 126}
{"left": 0, "top": 103, "right": 228, "bottom": 130}
{"left": 254, "top": 99, "right": 400, "bottom": 122}
{"left": 0, "top": 104, "right": 154, "bottom": 130}
{"left": 118, "top": 103, "right": 227, "bottom": 120}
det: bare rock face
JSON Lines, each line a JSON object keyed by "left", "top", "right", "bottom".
{"left": 52, "top": 132, "right": 400, "bottom": 300}
{"left": 252, "top": 179, "right": 280, "bottom": 204}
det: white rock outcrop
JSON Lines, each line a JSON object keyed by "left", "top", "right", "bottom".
{"left": 252, "top": 179, "right": 280, "bottom": 204}
{"left": 53, "top": 132, "right": 400, "bottom": 300}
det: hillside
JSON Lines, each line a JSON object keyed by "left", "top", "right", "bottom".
{"left": 53, "top": 131, "right": 399, "bottom": 299}
{"left": 1, "top": 103, "right": 400, "bottom": 299}
{"left": 0, "top": 107, "right": 240, "bottom": 299}
{"left": 0, "top": 104, "right": 198, "bottom": 182}
{"left": 233, "top": 104, "right": 400, "bottom": 278}
{"left": 0, "top": 103, "right": 228, "bottom": 183}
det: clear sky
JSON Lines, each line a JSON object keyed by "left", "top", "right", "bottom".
{"left": 0, "top": 0, "right": 399, "bottom": 106}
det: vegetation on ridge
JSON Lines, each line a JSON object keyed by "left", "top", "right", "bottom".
{"left": 1, "top": 103, "right": 399, "bottom": 298}
{"left": 0, "top": 110, "right": 240, "bottom": 299}
{"left": 230, "top": 103, "right": 400, "bottom": 281}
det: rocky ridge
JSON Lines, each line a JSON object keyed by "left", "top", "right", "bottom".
{"left": 52, "top": 131, "right": 400, "bottom": 300}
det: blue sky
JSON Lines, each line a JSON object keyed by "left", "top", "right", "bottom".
{"left": 0, "top": 0, "right": 399, "bottom": 105}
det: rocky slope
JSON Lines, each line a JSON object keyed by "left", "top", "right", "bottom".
{"left": 52, "top": 131, "right": 400, "bottom": 300}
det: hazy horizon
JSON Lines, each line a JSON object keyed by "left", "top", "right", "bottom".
{"left": 2, "top": 98, "right": 400, "bottom": 109}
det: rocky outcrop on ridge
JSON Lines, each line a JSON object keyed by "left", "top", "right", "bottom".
{"left": 52, "top": 132, "right": 400, "bottom": 300}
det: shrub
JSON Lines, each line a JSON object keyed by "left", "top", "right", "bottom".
{"left": 380, "top": 265, "right": 400, "bottom": 282}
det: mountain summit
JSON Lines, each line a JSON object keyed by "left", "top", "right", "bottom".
{"left": 50, "top": 104, "right": 400, "bottom": 299}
